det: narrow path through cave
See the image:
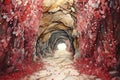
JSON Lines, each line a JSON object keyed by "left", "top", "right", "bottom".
{"left": 22, "top": 49, "right": 96, "bottom": 80}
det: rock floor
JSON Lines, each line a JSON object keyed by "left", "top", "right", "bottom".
{"left": 22, "top": 50, "right": 96, "bottom": 80}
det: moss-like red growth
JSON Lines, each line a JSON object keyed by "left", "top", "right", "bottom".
{"left": 0, "top": 0, "right": 43, "bottom": 78}
{"left": 75, "top": 0, "right": 120, "bottom": 79}
{"left": 0, "top": 60, "right": 43, "bottom": 80}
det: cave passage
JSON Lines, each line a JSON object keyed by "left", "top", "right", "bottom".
{"left": 36, "top": 29, "right": 76, "bottom": 58}
{"left": 0, "top": 0, "right": 120, "bottom": 80}
{"left": 35, "top": 0, "right": 79, "bottom": 59}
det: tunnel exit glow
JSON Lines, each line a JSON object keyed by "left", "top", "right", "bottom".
{"left": 57, "top": 43, "right": 67, "bottom": 50}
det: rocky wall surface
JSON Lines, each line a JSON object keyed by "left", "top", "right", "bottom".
{"left": 75, "top": 0, "right": 120, "bottom": 80}
{"left": 0, "top": 0, "right": 43, "bottom": 79}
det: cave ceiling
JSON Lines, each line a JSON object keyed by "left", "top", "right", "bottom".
{"left": 38, "top": 0, "right": 78, "bottom": 43}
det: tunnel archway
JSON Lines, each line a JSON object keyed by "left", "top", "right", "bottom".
{"left": 35, "top": 0, "right": 79, "bottom": 59}
{"left": 36, "top": 29, "right": 76, "bottom": 58}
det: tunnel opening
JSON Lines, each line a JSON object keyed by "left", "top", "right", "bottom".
{"left": 35, "top": 0, "right": 79, "bottom": 59}
{"left": 57, "top": 43, "right": 67, "bottom": 50}
{"left": 36, "top": 29, "right": 77, "bottom": 59}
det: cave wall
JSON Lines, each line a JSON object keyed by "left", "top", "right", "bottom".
{"left": 0, "top": 0, "right": 43, "bottom": 76}
{"left": 76, "top": 0, "right": 120, "bottom": 79}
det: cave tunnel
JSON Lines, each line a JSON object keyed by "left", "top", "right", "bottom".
{"left": 0, "top": 0, "right": 120, "bottom": 80}
{"left": 35, "top": 2, "right": 79, "bottom": 59}
{"left": 36, "top": 29, "right": 76, "bottom": 58}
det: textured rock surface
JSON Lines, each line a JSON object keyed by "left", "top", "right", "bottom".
{"left": 0, "top": 0, "right": 43, "bottom": 77}
{"left": 76, "top": 0, "right": 120, "bottom": 79}
{"left": 43, "top": 0, "right": 74, "bottom": 12}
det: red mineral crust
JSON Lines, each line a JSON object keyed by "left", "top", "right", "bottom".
{"left": 0, "top": 0, "right": 43, "bottom": 79}
{"left": 75, "top": 0, "right": 120, "bottom": 79}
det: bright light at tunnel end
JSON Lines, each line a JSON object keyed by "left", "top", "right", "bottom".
{"left": 57, "top": 43, "right": 67, "bottom": 50}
